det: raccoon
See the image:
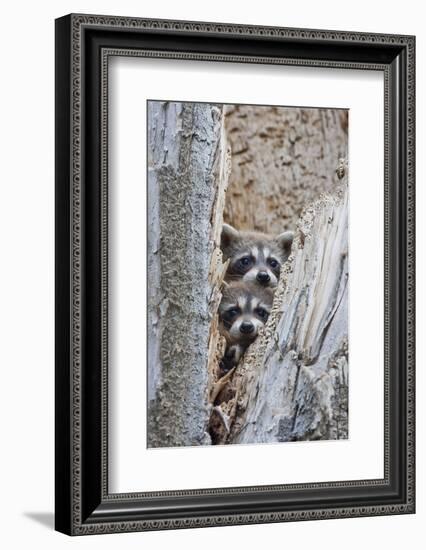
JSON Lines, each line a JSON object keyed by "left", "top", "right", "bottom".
{"left": 221, "top": 223, "right": 294, "bottom": 288}
{"left": 218, "top": 282, "right": 274, "bottom": 372}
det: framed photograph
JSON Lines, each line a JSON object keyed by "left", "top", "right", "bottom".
{"left": 55, "top": 14, "right": 415, "bottom": 535}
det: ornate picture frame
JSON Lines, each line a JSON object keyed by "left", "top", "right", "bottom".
{"left": 55, "top": 13, "right": 415, "bottom": 535}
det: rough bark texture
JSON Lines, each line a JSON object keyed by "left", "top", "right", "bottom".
{"left": 223, "top": 105, "right": 348, "bottom": 233}
{"left": 147, "top": 101, "right": 229, "bottom": 448}
{"left": 224, "top": 182, "right": 349, "bottom": 445}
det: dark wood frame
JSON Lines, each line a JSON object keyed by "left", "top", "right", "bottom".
{"left": 55, "top": 13, "right": 415, "bottom": 535}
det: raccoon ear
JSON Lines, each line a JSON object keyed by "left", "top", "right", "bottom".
{"left": 221, "top": 223, "right": 239, "bottom": 252}
{"left": 276, "top": 230, "right": 294, "bottom": 254}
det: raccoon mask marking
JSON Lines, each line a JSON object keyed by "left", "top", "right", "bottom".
{"left": 218, "top": 282, "right": 274, "bottom": 371}
{"left": 221, "top": 223, "right": 294, "bottom": 288}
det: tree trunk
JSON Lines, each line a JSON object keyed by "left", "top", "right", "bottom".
{"left": 223, "top": 105, "right": 348, "bottom": 232}
{"left": 147, "top": 101, "right": 348, "bottom": 448}
{"left": 225, "top": 180, "right": 349, "bottom": 445}
{"left": 147, "top": 101, "right": 229, "bottom": 448}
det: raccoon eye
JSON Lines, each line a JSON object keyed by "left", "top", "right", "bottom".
{"left": 238, "top": 256, "right": 251, "bottom": 268}
{"left": 227, "top": 308, "right": 239, "bottom": 318}
{"left": 256, "top": 307, "right": 269, "bottom": 320}
{"left": 268, "top": 258, "right": 279, "bottom": 269}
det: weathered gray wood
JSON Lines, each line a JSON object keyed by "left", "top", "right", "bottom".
{"left": 227, "top": 182, "right": 349, "bottom": 445}
{"left": 147, "top": 101, "right": 229, "bottom": 447}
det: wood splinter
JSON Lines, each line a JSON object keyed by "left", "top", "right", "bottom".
{"left": 210, "top": 367, "right": 236, "bottom": 404}
{"left": 211, "top": 406, "right": 231, "bottom": 433}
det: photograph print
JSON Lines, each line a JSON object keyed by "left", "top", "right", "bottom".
{"left": 147, "top": 100, "right": 349, "bottom": 448}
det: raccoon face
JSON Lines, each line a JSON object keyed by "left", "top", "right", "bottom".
{"left": 221, "top": 224, "right": 294, "bottom": 288}
{"left": 218, "top": 282, "right": 274, "bottom": 345}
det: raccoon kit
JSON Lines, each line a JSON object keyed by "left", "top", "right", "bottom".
{"left": 221, "top": 223, "right": 294, "bottom": 288}
{"left": 218, "top": 282, "right": 274, "bottom": 372}
{"left": 217, "top": 223, "right": 293, "bottom": 371}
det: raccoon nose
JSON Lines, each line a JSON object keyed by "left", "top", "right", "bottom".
{"left": 256, "top": 271, "right": 270, "bottom": 284}
{"left": 240, "top": 321, "right": 254, "bottom": 334}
